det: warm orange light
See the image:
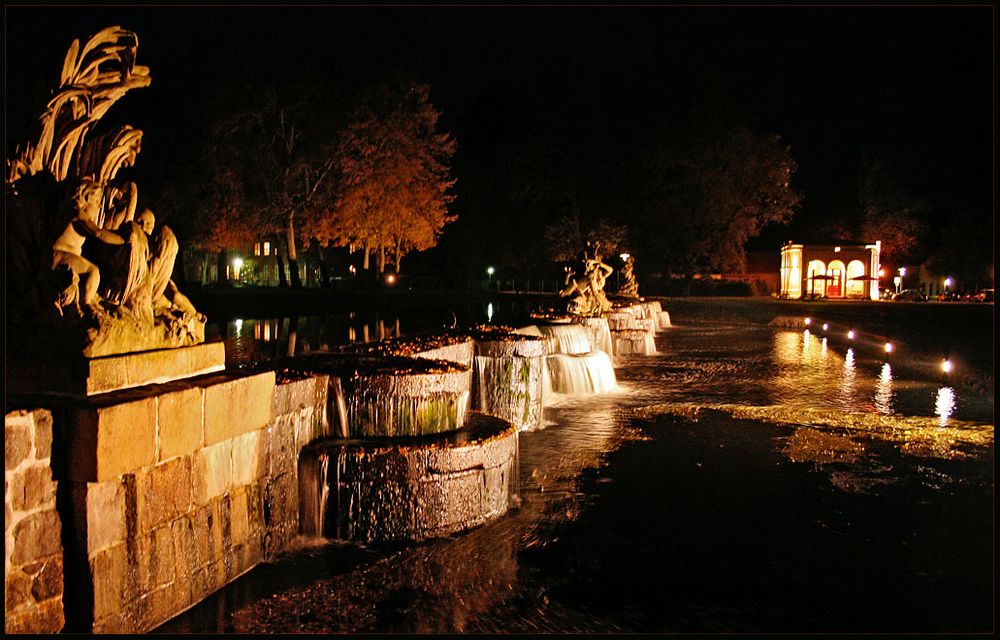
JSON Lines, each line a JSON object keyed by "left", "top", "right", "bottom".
{"left": 941, "top": 359, "right": 953, "bottom": 373}
{"left": 804, "top": 317, "right": 811, "bottom": 326}
{"left": 386, "top": 274, "right": 396, "bottom": 285}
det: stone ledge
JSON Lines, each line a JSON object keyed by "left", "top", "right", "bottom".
{"left": 6, "top": 342, "right": 225, "bottom": 398}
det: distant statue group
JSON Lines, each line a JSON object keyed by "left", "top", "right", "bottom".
{"left": 560, "top": 241, "right": 614, "bottom": 316}
{"left": 6, "top": 26, "right": 205, "bottom": 358}
{"left": 618, "top": 254, "right": 639, "bottom": 298}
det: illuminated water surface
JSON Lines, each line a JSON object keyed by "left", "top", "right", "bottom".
{"left": 158, "top": 320, "right": 993, "bottom": 634}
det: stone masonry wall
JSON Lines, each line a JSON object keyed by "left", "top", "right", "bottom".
{"left": 5, "top": 409, "right": 65, "bottom": 634}
{"left": 51, "top": 370, "right": 330, "bottom": 634}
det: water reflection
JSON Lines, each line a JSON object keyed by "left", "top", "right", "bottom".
{"left": 935, "top": 387, "right": 956, "bottom": 426}
{"left": 838, "top": 348, "right": 856, "bottom": 410}
{"left": 874, "top": 363, "right": 893, "bottom": 415}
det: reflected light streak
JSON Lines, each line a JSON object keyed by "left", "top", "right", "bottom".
{"left": 935, "top": 387, "right": 956, "bottom": 426}
{"left": 487, "top": 303, "right": 494, "bottom": 323}
{"left": 874, "top": 363, "right": 893, "bottom": 415}
{"left": 838, "top": 348, "right": 856, "bottom": 409}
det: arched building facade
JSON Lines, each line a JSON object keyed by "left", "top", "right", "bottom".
{"left": 779, "top": 240, "right": 881, "bottom": 300}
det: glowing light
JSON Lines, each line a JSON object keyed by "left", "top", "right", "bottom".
{"left": 234, "top": 318, "right": 243, "bottom": 333}
{"left": 884, "top": 342, "right": 894, "bottom": 353}
{"left": 847, "top": 329, "right": 855, "bottom": 340}
{"left": 899, "top": 267, "right": 906, "bottom": 276}
{"left": 386, "top": 274, "right": 396, "bottom": 285}
{"left": 944, "top": 277, "right": 953, "bottom": 287}
{"left": 349, "top": 265, "right": 357, "bottom": 274}
{"left": 487, "top": 302, "right": 494, "bottom": 323}
{"left": 822, "top": 323, "right": 829, "bottom": 331}
{"left": 878, "top": 268, "right": 885, "bottom": 277}
{"left": 941, "top": 359, "right": 953, "bottom": 374}
{"left": 620, "top": 253, "right": 631, "bottom": 262}
{"left": 486, "top": 266, "right": 495, "bottom": 276}
{"left": 232, "top": 257, "right": 243, "bottom": 279}
{"left": 804, "top": 317, "right": 811, "bottom": 326}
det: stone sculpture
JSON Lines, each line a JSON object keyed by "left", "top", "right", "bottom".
{"left": 560, "top": 241, "right": 614, "bottom": 316}
{"left": 619, "top": 254, "right": 639, "bottom": 298}
{"left": 5, "top": 26, "right": 206, "bottom": 358}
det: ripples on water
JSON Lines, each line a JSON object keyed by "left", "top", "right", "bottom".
{"left": 157, "top": 320, "right": 993, "bottom": 634}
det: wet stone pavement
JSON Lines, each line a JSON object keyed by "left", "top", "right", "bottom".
{"left": 155, "top": 322, "right": 994, "bottom": 634}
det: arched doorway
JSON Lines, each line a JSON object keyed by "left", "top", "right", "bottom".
{"left": 845, "top": 260, "right": 866, "bottom": 298}
{"left": 827, "top": 260, "right": 846, "bottom": 298}
{"left": 806, "top": 260, "right": 826, "bottom": 298}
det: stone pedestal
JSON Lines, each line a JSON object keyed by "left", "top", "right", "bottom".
{"left": 472, "top": 336, "right": 547, "bottom": 430}
{"left": 6, "top": 342, "right": 226, "bottom": 397}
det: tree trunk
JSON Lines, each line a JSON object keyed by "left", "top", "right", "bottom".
{"left": 363, "top": 243, "right": 370, "bottom": 270}
{"left": 276, "top": 249, "right": 288, "bottom": 287}
{"left": 377, "top": 246, "right": 385, "bottom": 274}
{"left": 286, "top": 213, "right": 302, "bottom": 288}
{"left": 317, "top": 244, "right": 332, "bottom": 287}
{"left": 394, "top": 238, "right": 402, "bottom": 274}
{"left": 201, "top": 253, "right": 210, "bottom": 285}
{"left": 217, "top": 249, "right": 229, "bottom": 285}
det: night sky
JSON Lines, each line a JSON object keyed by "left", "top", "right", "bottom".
{"left": 4, "top": 4, "right": 994, "bottom": 255}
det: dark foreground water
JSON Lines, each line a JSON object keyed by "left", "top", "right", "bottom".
{"left": 157, "top": 319, "right": 994, "bottom": 634}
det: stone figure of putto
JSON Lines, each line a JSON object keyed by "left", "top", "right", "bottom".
{"left": 5, "top": 26, "right": 206, "bottom": 358}
{"left": 560, "top": 241, "right": 614, "bottom": 316}
{"left": 618, "top": 254, "right": 639, "bottom": 298}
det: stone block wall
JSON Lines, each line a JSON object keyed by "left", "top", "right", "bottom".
{"left": 5, "top": 409, "right": 65, "bottom": 634}
{"left": 51, "top": 370, "right": 330, "bottom": 634}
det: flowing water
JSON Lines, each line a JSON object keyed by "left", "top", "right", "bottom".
{"left": 156, "top": 318, "right": 993, "bottom": 634}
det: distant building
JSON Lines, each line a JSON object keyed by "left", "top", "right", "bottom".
{"left": 779, "top": 240, "right": 881, "bottom": 300}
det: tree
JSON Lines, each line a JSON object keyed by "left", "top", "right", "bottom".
{"left": 543, "top": 215, "right": 630, "bottom": 263}
{"left": 330, "top": 76, "right": 457, "bottom": 274}
{"left": 639, "top": 124, "right": 800, "bottom": 277}
{"left": 194, "top": 80, "right": 340, "bottom": 287}
{"left": 855, "top": 154, "right": 929, "bottom": 264}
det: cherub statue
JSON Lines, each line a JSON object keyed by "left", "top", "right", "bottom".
{"left": 559, "top": 241, "right": 614, "bottom": 316}
{"left": 51, "top": 177, "right": 127, "bottom": 315}
{"left": 5, "top": 26, "right": 206, "bottom": 358}
{"left": 619, "top": 255, "right": 639, "bottom": 298}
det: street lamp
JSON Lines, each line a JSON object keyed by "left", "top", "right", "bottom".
{"left": 486, "top": 266, "right": 495, "bottom": 289}
{"left": 943, "top": 277, "right": 953, "bottom": 300}
{"left": 896, "top": 267, "right": 906, "bottom": 294}
{"left": 617, "top": 253, "right": 630, "bottom": 290}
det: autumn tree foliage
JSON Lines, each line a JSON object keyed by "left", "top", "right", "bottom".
{"left": 195, "top": 81, "right": 340, "bottom": 287}
{"left": 329, "top": 77, "right": 457, "bottom": 274}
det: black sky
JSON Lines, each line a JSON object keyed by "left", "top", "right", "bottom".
{"left": 4, "top": 4, "right": 995, "bottom": 244}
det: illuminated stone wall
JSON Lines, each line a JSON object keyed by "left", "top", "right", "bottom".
{"left": 8, "top": 370, "right": 331, "bottom": 634}
{"left": 4, "top": 409, "right": 65, "bottom": 634}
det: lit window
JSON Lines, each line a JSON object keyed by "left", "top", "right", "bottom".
{"left": 264, "top": 241, "right": 271, "bottom": 256}
{"left": 254, "top": 243, "right": 261, "bottom": 256}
